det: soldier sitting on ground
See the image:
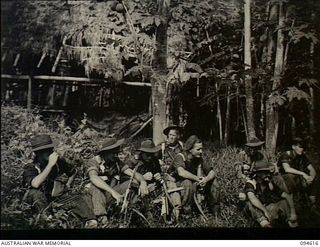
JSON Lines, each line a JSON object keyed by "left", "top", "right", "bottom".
{"left": 172, "top": 135, "right": 220, "bottom": 215}
{"left": 160, "top": 125, "right": 184, "bottom": 173}
{"left": 278, "top": 138, "right": 319, "bottom": 215}
{"left": 159, "top": 126, "right": 184, "bottom": 221}
{"left": 244, "top": 160, "right": 298, "bottom": 228}
{"left": 127, "top": 139, "right": 182, "bottom": 222}
{"left": 84, "top": 137, "right": 149, "bottom": 227}
{"left": 240, "top": 137, "right": 266, "bottom": 177}
{"left": 22, "top": 134, "right": 97, "bottom": 228}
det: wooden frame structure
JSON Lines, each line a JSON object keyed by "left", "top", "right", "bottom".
{"left": 1, "top": 74, "right": 151, "bottom": 110}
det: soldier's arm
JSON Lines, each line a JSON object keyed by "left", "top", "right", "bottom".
{"left": 123, "top": 168, "right": 148, "bottom": 197}
{"left": 307, "top": 164, "right": 316, "bottom": 180}
{"left": 281, "top": 192, "right": 297, "bottom": 220}
{"left": 66, "top": 168, "right": 77, "bottom": 189}
{"left": 88, "top": 169, "right": 121, "bottom": 199}
{"left": 177, "top": 167, "right": 200, "bottom": 182}
{"left": 123, "top": 168, "right": 147, "bottom": 183}
{"left": 282, "top": 162, "right": 308, "bottom": 177}
{"left": 247, "top": 191, "right": 271, "bottom": 221}
{"left": 205, "top": 170, "right": 216, "bottom": 182}
{"left": 31, "top": 152, "right": 59, "bottom": 188}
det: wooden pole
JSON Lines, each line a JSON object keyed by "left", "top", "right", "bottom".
{"left": 13, "top": 54, "right": 20, "bottom": 67}
{"left": 128, "top": 117, "right": 153, "bottom": 140}
{"left": 27, "top": 75, "right": 32, "bottom": 110}
{"left": 37, "top": 52, "right": 47, "bottom": 68}
{"left": 1, "top": 74, "right": 151, "bottom": 87}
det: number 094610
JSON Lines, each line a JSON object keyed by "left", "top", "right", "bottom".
{"left": 300, "top": 241, "right": 319, "bottom": 246}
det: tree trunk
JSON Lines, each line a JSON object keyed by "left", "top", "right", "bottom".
{"left": 309, "top": 41, "right": 315, "bottom": 146}
{"left": 260, "top": 87, "right": 265, "bottom": 137}
{"left": 224, "top": 84, "right": 231, "bottom": 145}
{"left": 266, "top": 3, "right": 278, "bottom": 65}
{"left": 62, "top": 85, "right": 70, "bottom": 107}
{"left": 215, "top": 82, "right": 223, "bottom": 143}
{"left": 47, "top": 84, "right": 56, "bottom": 106}
{"left": 266, "top": 1, "right": 285, "bottom": 155}
{"left": 244, "top": 0, "right": 256, "bottom": 141}
{"left": 151, "top": 0, "right": 170, "bottom": 145}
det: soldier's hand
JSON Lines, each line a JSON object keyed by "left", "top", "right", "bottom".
{"left": 263, "top": 210, "right": 272, "bottom": 222}
{"left": 289, "top": 213, "right": 297, "bottom": 222}
{"left": 154, "top": 173, "right": 161, "bottom": 181}
{"left": 143, "top": 172, "right": 153, "bottom": 181}
{"left": 139, "top": 181, "right": 149, "bottom": 197}
{"left": 48, "top": 152, "right": 59, "bottom": 167}
{"left": 303, "top": 174, "right": 313, "bottom": 184}
{"left": 112, "top": 192, "right": 123, "bottom": 206}
{"left": 199, "top": 177, "right": 207, "bottom": 187}
{"left": 159, "top": 159, "right": 165, "bottom": 166}
{"left": 306, "top": 176, "right": 313, "bottom": 184}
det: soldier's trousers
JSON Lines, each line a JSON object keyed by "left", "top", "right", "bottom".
{"left": 177, "top": 178, "right": 220, "bottom": 211}
{"left": 85, "top": 180, "right": 130, "bottom": 216}
{"left": 25, "top": 189, "right": 96, "bottom": 221}
{"left": 282, "top": 174, "right": 319, "bottom": 198}
{"left": 245, "top": 200, "right": 291, "bottom": 226}
{"left": 165, "top": 180, "right": 182, "bottom": 209}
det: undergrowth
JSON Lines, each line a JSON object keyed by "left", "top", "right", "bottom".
{"left": 1, "top": 105, "right": 252, "bottom": 229}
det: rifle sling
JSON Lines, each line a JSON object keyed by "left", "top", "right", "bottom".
{"left": 193, "top": 188, "right": 208, "bottom": 222}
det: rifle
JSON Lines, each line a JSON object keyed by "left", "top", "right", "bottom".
{"left": 159, "top": 176, "right": 184, "bottom": 223}
{"left": 120, "top": 164, "right": 140, "bottom": 214}
{"left": 194, "top": 164, "right": 208, "bottom": 222}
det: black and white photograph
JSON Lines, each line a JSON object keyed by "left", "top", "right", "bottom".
{"left": 1, "top": 0, "right": 320, "bottom": 239}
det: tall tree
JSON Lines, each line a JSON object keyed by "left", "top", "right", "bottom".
{"left": 266, "top": 0, "right": 285, "bottom": 154}
{"left": 244, "top": 0, "right": 257, "bottom": 141}
{"left": 151, "top": 0, "right": 170, "bottom": 145}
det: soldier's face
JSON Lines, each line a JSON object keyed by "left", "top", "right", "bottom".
{"left": 292, "top": 144, "right": 304, "bottom": 155}
{"left": 190, "top": 142, "right": 203, "bottom": 158}
{"left": 118, "top": 147, "right": 130, "bottom": 161}
{"left": 167, "top": 130, "right": 180, "bottom": 145}
{"left": 141, "top": 152, "right": 153, "bottom": 163}
{"left": 256, "top": 171, "right": 272, "bottom": 182}
{"left": 35, "top": 148, "right": 54, "bottom": 166}
{"left": 102, "top": 150, "right": 118, "bottom": 162}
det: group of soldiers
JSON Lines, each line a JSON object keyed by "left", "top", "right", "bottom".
{"left": 238, "top": 137, "right": 319, "bottom": 228}
{"left": 22, "top": 125, "right": 318, "bottom": 228}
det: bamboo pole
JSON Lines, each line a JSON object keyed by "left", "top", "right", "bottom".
{"left": 52, "top": 47, "right": 63, "bottom": 73}
{"left": 99, "top": 87, "right": 103, "bottom": 107}
{"left": 52, "top": 37, "right": 68, "bottom": 73}
{"left": 13, "top": 54, "right": 20, "bottom": 67}
{"left": 1, "top": 74, "right": 151, "bottom": 87}
{"left": 1, "top": 51, "right": 7, "bottom": 62}
{"left": 27, "top": 75, "right": 32, "bottom": 110}
{"left": 128, "top": 117, "right": 153, "bottom": 140}
{"left": 37, "top": 52, "right": 47, "bottom": 68}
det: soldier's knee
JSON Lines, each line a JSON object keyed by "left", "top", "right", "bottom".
{"left": 28, "top": 189, "right": 47, "bottom": 201}
{"left": 26, "top": 189, "right": 48, "bottom": 211}
{"left": 181, "top": 179, "right": 193, "bottom": 188}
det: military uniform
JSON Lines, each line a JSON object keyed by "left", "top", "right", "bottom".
{"left": 244, "top": 175, "right": 291, "bottom": 227}
{"left": 23, "top": 157, "right": 95, "bottom": 221}
{"left": 278, "top": 150, "right": 318, "bottom": 198}
{"left": 84, "top": 156, "right": 131, "bottom": 216}
{"left": 172, "top": 152, "right": 220, "bottom": 211}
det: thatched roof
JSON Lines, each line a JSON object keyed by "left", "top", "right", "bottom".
{"left": 1, "top": 0, "right": 240, "bottom": 81}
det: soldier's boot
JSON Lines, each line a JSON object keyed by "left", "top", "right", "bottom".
{"left": 84, "top": 219, "right": 98, "bottom": 229}
{"left": 260, "top": 220, "right": 272, "bottom": 228}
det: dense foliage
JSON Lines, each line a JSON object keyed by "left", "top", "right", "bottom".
{"left": 1, "top": 105, "right": 251, "bottom": 229}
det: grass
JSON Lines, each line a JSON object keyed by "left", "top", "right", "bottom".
{"left": 2, "top": 105, "right": 318, "bottom": 229}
